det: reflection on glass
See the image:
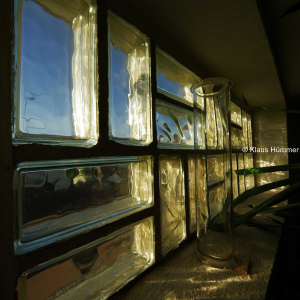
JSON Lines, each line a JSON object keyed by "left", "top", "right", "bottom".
{"left": 230, "top": 101, "right": 242, "bottom": 126}
{"left": 194, "top": 110, "right": 206, "bottom": 149}
{"left": 156, "top": 47, "right": 199, "bottom": 106}
{"left": 13, "top": 0, "right": 98, "bottom": 147}
{"left": 238, "top": 154, "right": 245, "bottom": 194}
{"left": 232, "top": 154, "right": 239, "bottom": 199}
{"left": 108, "top": 11, "right": 152, "bottom": 146}
{"left": 156, "top": 100, "right": 194, "bottom": 149}
{"left": 242, "top": 111, "right": 248, "bottom": 148}
{"left": 244, "top": 153, "right": 255, "bottom": 189}
{"left": 247, "top": 113, "right": 253, "bottom": 148}
{"left": 195, "top": 155, "right": 207, "bottom": 231}
{"left": 206, "top": 97, "right": 217, "bottom": 149}
{"left": 231, "top": 127, "right": 243, "bottom": 150}
{"left": 15, "top": 156, "right": 153, "bottom": 254}
{"left": 159, "top": 155, "right": 186, "bottom": 255}
{"left": 215, "top": 100, "right": 224, "bottom": 149}
{"left": 207, "top": 155, "right": 224, "bottom": 185}
{"left": 209, "top": 184, "right": 225, "bottom": 219}
{"left": 17, "top": 217, "right": 155, "bottom": 300}
{"left": 188, "top": 155, "right": 196, "bottom": 233}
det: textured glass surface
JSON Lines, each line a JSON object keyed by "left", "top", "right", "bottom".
{"left": 13, "top": 0, "right": 98, "bottom": 147}
{"left": 194, "top": 110, "right": 206, "bottom": 149}
{"left": 230, "top": 101, "right": 242, "bottom": 126}
{"left": 159, "top": 155, "right": 186, "bottom": 255}
{"left": 207, "top": 155, "right": 224, "bottom": 185}
{"left": 196, "top": 95, "right": 205, "bottom": 111}
{"left": 156, "top": 100, "right": 194, "bottom": 149}
{"left": 206, "top": 97, "right": 217, "bottom": 149}
{"left": 208, "top": 184, "right": 225, "bottom": 220}
{"left": 238, "top": 154, "right": 245, "bottom": 194}
{"left": 232, "top": 154, "right": 239, "bottom": 199}
{"left": 108, "top": 11, "right": 152, "bottom": 145}
{"left": 15, "top": 156, "right": 153, "bottom": 254}
{"left": 188, "top": 156, "right": 196, "bottom": 233}
{"left": 195, "top": 155, "right": 207, "bottom": 231}
{"left": 231, "top": 127, "right": 243, "bottom": 150}
{"left": 247, "top": 113, "right": 253, "bottom": 148}
{"left": 17, "top": 217, "right": 154, "bottom": 300}
{"left": 215, "top": 100, "right": 224, "bottom": 149}
{"left": 242, "top": 111, "right": 248, "bottom": 148}
{"left": 244, "top": 153, "right": 255, "bottom": 190}
{"left": 156, "top": 47, "right": 199, "bottom": 106}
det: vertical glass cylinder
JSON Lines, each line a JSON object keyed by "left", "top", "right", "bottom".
{"left": 192, "top": 78, "right": 235, "bottom": 268}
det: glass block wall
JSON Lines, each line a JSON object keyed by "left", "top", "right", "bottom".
{"left": 7, "top": 2, "right": 254, "bottom": 300}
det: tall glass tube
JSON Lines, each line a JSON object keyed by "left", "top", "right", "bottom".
{"left": 192, "top": 78, "right": 235, "bottom": 268}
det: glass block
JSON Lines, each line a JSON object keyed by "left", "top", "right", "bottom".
{"left": 156, "top": 100, "right": 194, "bottom": 149}
{"left": 244, "top": 153, "right": 255, "bottom": 190}
{"left": 196, "top": 95, "right": 205, "bottom": 111}
{"left": 206, "top": 97, "right": 217, "bottom": 149}
{"left": 156, "top": 47, "right": 199, "bottom": 106}
{"left": 232, "top": 154, "right": 239, "bottom": 199}
{"left": 208, "top": 184, "right": 225, "bottom": 220}
{"left": 242, "top": 111, "right": 248, "bottom": 148}
{"left": 230, "top": 101, "right": 242, "bottom": 126}
{"left": 247, "top": 113, "right": 253, "bottom": 148}
{"left": 207, "top": 155, "right": 224, "bottom": 185}
{"left": 195, "top": 155, "right": 207, "bottom": 231}
{"left": 188, "top": 155, "right": 196, "bottom": 233}
{"left": 194, "top": 110, "right": 206, "bottom": 149}
{"left": 215, "top": 100, "right": 224, "bottom": 149}
{"left": 108, "top": 11, "right": 152, "bottom": 146}
{"left": 238, "top": 154, "right": 245, "bottom": 194}
{"left": 17, "top": 217, "right": 154, "bottom": 300}
{"left": 15, "top": 156, "right": 153, "bottom": 254}
{"left": 159, "top": 155, "right": 186, "bottom": 255}
{"left": 231, "top": 127, "right": 243, "bottom": 150}
{"left": 13, "top": 0, "right": 98, "bottom": 147}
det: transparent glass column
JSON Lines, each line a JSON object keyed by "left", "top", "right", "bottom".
{"left": 13, "top": 0, "right": 98, "bottom": 147}
{"left": 192, "top": 78, "right": 235, "bottom": 268}
{"left": 108, "top": 11, "right": 152, "bottom": 145}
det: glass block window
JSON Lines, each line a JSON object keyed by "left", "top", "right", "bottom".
{"left": 108, "top": 11, "right": 152, "bottom": 145}
{"left": 17, "top": 217, "right": 154, "bottom": 300}
{"left": 159, "top": 155, "right": 186, "bottom": 255}
{"left": 188, "top": 155, "right": 196, "bottom": 233}
{"left": 230, "top": 101, "right": 242, "bottom": 126}
{"left": 156, "top": 100, "right": 194, "bottom": 149}
{"left": 13, "top": 0, "right": 98, "bottom": 147}
{"left": 232, "top": 154, "right": 239, "bottom": 199}
{"left": 238, "top": 153, "right": 246, "bottom": 194}
{"left": 156, "top": 47, "right": 199, "bottom": 106}
{"left": 244, "top": 153, "right": 255, "bottom": 189}
{"left": 194, "top": 110, "right": 206, "bottom": 149}
{"left": 208, "top": 184, "right": 225, "bottom": 219}
{"left": 15, "top": 156, "right": 153, "bottom": 254}
{"left": 207, "top": 155, "right": 224, "bottom": 185}
{"left": 206, "top": 96, "right": 217, "bottom": 149}
{"left": 242, "top": 111, "right": 248, "bottom": 148}
{"left": 247, "top": 113, "right": 253, "bottom": 148}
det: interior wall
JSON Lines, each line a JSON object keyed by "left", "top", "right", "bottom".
{"left": 252, "top": 110, "right": 288, "bottom": 192}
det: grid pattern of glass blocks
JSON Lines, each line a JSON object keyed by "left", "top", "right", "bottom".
{"left": 13, "top": 0, "right": 98, "bottom": 147}
{"left": 207, "top": 155, "right": 224, "bottom": 185}
{"left": 15, "top": 157, "right": 153, "bottom": 254}
{"left": 188, "top": 156, "right": 196, "bottom": 233}
{"left": 232, "top": 154, "right": 239, "bottom": 199}
{"left": 247, "top": 113, "right": 253, "bottom": 148}
{"left": 206, "top": 97, "right": 217, "bottom": 149}
{"left": 244, "top": 153, "right": 255, "bottom": 189}
{"left": 196, "top": 155, "right": 208, "bottom": 231}
{"left": 156, "top": 100, "right": 194, "bottom": 149}
{"left": 108, "top": 11, "right": 152, "bottom": 145}
{"left": 208, "top": 184, "right": 225, "bottom": 219}
{"left": 17, "top": 217, "right": 155, "bottom": 300}
{"left": 238, "top": 153, "right": 246, "bottom": 194}
{"left": 156, "top": 47, "right": 199, "bottom": 106}
{"left": 159, "top": 155, "right": 186, "bottom": 255}
{"left": 194, "top": 110, "right": 206, "bottom": 149}
{"left": 242, "top": 111, "right": 248, "bottom": 148}
{"left": 230, "top": 101, "right": 242, "bottom": 126}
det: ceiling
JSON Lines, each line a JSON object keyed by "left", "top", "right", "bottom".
{"left": 125, "top": 0, "right": 300, "bottom": 109}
